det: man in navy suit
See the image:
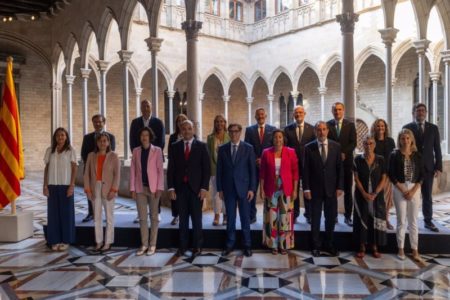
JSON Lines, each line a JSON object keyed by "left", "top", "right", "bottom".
{"left": 327, "top": 102, "right": 356, "bottom": 226}
{"left": 244, "top": 108, "right": 276, "bottom": 223}
{"left": 217, "top": 123, "right": 256, "bottom": 257}
{"left": 80, "top": 114, "right": 116, "bottom": 222}
{"left": 284, "top": 105, "right": 315, "bottom": 223}
{"left": 167, "top": 120, "right": 210, "bottom": 258}
{"left": 403, "top": 103, "right": 442, "bottom": 232}
{"left": 303, "top": 121, "right": 344, "bottom": 257}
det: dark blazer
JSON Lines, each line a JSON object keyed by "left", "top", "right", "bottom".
{"left": 81, "top": 131, "right": 116, "bottom": 164}
{"left": 284, "top": 121, "right": 315, "bottom": 168}
{"left": 130, "top": 116, "right": 165, "bottom": 151}
{"left": 403, "top": 121, "right": 442, "bottom": 173}
{"left": 167, "top": 139, "right": 210, "bottom": 194}
{"left": 303, "top": 139, "right": 344, "bottom": 198}
{"left": 216, "top": 142, "right": 257, "bottom": 200}
{"left": 388, "top": 149, "right": 424, "bottom": 184}
{"left": 327, "top": 118, "right": 357, "bottom": 157}
{"left": 244, "top": 124, "right": 277, "bottom": 158}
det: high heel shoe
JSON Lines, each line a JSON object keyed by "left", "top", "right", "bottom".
{"left": 101, "top": 243, "right": 111, "bottom": 252}
{"left": 136, "top": 246, "right": 148, "bottom": 256}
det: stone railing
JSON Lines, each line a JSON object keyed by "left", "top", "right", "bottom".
{"left": 159, "top": 0, "right": 381, "bottom": 43}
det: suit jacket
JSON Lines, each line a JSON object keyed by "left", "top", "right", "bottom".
{"left": 81, "top": 131, "right": 116, "bottom": 164}
{"left": 216, "top": 142, "right": 256, "bottom": 200}
{"left": 327, "top": 118, "right": 357, "bottom": 158}
{"left": 303, "top": 140, "right": 344, "bottom": 198}
{"left": 130, "top": 145, "right": 164, "bottom": 194}
{"left": 206, "top": 132, "right": 230, "bottom": 176}
{"left": 260, "top": 146, "right": 299, "bottom": 198}
{"left": 244, "top": 124, "right": 277, "bottom": 158}
{"left": 403, "top": 121, "right": 442, "bottom": 173}
{"left": 167, "top": 139, "right": 211, "bottom": 194}
{"left": 129, "top": 116, "right": 165, "bottom": 151}
{"left": 83, "top": 151, "right": 120, "bottom": 198}
{"left": 284, "top": 121, "right": 315, "bottom": 170}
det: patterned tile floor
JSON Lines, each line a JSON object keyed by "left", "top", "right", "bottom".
{"left": 0, "top": 172, "right": 450, "bottom": 299}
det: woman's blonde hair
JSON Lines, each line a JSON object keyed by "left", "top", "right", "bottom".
{"left": 212, "top": 114, "right": 227, "bottom": 134}
{"left": 397, "top": 128, "right": 418, "bottom": 152}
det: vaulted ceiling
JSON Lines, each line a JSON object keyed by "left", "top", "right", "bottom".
{"left": 0, "top": 0, "right": 70, "bottom": 19}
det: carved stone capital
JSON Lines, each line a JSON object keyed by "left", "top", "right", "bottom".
{"left": 80, "top": 68, "right": 91, "bottom": 79}
{"left": 117, "top": 50, "right": 133, "bottom": 63}
{"left": 336, "top": 12, "right": 359, "bottom": 34}
{"left": 267, "top": 94, "right": 275, "bottom": 101}
{"left": 199, "top": 92, "right": 205, "bottom": 101}
{"left": 317, "top": 87, "right": 328, "bottom": 95}
{"left": 96, "top": 60, "right": 109, "bottom": 72}
{"left": 65, "top": 75, "right": 75, "bottom": 85}
{"left": 182, "top": 20, "right": 203, "bottom": 41}
{"left": 167, "top": 90, "right": 176, "bottom": 98}
{"left": 429, "top": 72, "right": 441, "bottom": 82}
{"left": 222, "top": 95, "right": 230, "bottom": 102}
{"left": 145, "top": 37, "right": 163, "bottom": 53}
{"left": 291, "top": 90, "right": 299, "bottom": 98}
{"left": 442, "top": 50, "right": 450, "bottom": 63}
{"left": 246, "top": 97, "right": 254, "bottom": 103}
{"left": 135, "top": 87, "right": 143, "bottom": 96}
{"left": 413, "top": 39, "right": 430, "bottom": 55}
{"left": 379, "top": 27, "right": 399, "bottom": 46}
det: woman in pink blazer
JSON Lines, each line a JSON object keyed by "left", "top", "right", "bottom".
{"left": 260, "top": 129, "right": 299, "bottom": 255}
{"left": 84, "top": 133, "right": 120, "bottom": 252}
{"left": 130, "top": 127, "right": 164, "bottom": 256}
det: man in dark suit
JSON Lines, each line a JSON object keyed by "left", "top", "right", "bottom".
{"left": 303, "top": 121, "right": 344, "bottom": 257}
{"left": 130, "top": 99, "right": 165, "bottom": 222}
{"left": 80, "top": 114, "right": 116, "bottom": 222}
{"left": 244, "top": 107, "right": 276, "bottom": 223}
{"left": 284, "top": 105, "right": 315, "bottom": 223}
{"left": 403, "top": 103, "right": 442, "bottom": 232}
{"left": 217, "top": 123, "right": 256, "bottom": 257}
{"left": 327, "top": 102, "right": 356, "bottom": 226}
{"left": 167, "top": 120, "right": 210, "bottom": 258}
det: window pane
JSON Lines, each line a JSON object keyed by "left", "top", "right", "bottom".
{"left": 229, "top": 1, "right": 235, "bottom": 18}
{"left": 255, "top": 0, "right": 266, "bottom": 21}
{"left": 211, "top": 0, "right": 220, "bottom": 15}
{"left": 236, "top": 2, "right": 243, "bottom": 21}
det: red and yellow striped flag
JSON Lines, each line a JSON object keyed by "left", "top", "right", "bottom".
{"left": 0, "top": 56, "right": 24, "bottom": 209}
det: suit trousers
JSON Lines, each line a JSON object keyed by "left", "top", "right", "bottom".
{"left": 47, "top": 185, "right": 75, "bottom": 245}
{"left": 94, "top": 181, "right": 115, "bottom": 245}
{"left": 249, "top": 166, "right": 260, "bottom": 220}
{"left": 343, "top": 158, "right": 354, "bottom": 219}
{"left": 178, "top": 183, "right": 203, "bottom": 250}
{"left": 393, "top": 182, "right": 421, "bottom": 250}
{"left": 310, "top": 194, "right": 337, "bottom": 250}
{"left": 224, "top": 186, "right": 251, "bottom": 249}
{"left": 421, "top": 171, "right": 434, "bottom": 222}
{"left": 136, "top": 187, "right": 160, "bottom": 247}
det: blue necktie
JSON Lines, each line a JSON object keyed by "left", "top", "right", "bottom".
{"left": 232, "top": 144, "right": 237, "bottom": 164}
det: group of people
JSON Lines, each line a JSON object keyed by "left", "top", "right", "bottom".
{"left": 43, "top": 99, "right": 442, "bottom": 262}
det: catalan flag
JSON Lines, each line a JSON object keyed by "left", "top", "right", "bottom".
{"left": 0, "top": 56, "right": 24, "bottom": 209}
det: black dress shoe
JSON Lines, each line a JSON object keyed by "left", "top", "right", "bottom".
{"left": 250, "top": 217, "right": 257, "bottom": 224}
{"left": 191, "top": 248, "right": 202, "bottom": 258}
{"left": 344, "top": 217, "right": 353, "bottom": 227}
{"left": 221, "top": 248, "right": 233, "bottom": 256}
{"left": 425, "top": 221, "right": 439, "bottom": 232}
{"left": 311, "top": 249, "right": 321, "bottom": 257}
{"left": 175, "top": 249, "right": 186, "bottom": 257}
{"left": 243, "top": 248, "right": 252, "bottom": 257}
{"left": 324, "top": 246, "right": 339, "bottom": 257}
{"left": 82, "top": 215, "right": 93, "bottom": 223}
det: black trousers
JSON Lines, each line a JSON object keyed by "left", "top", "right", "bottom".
{"left": 171, "top": 199, "right": 178, "bottom": 217}
{"left": 178, "top": 183, "right": 203, "bottom": 250}
{"left": 421, "top": 171, "right": 435, "bottom": 223}
{"left": 310, "top": 194, "right": 337, "bottom": 250}
{"left": 343, "top": 158, "right": 354, "bottom": 219}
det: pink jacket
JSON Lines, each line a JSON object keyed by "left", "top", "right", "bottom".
{"left": 260, "top": 146, "right": 299, "bottom": 198}
{"left": 84, "top": 151, "right": 120, "bottom": 198}
{"left": 130, "top": 145, "right": 164, "bottom": 193}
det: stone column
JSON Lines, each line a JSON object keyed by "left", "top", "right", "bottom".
{"left": 182, "top": 19, "right": 202, "bottom": 130}
{"left": 291, "top": 91, "right": 299, "bottom": 111}
{"left": 413, "top": 39, "right": 431, "bottom": 103}
{"left": 167, "top": 90, "right": 176, "bottom": 133}
{"left": 246, "top": 96, "right": 254, "bottom": 126}
{"left": 379, "top": 27, "right": 398, "bottom": 128}
{"left": 429, "top": 72, "right": 441, "bottom": 125}
{"left": 318, "top": 86, "right": 327, "bottom": 120}
{"left": 442, "top": 50, "right": 450, "bottom": 154}
{"left": 198, "top": 92, "right": 205, "bottom": 140}
{"left": 135, "top": 87, "right": 143, "bottom": 118}
{"left": 118, "top": 50, "right": 133, "bottom": 160}
{"left": 223, "top": 95, "right": 230, "bottom": 120}
{"left": 267, "top": 94, "right": 275, "bottom": 124}
{"left": 96, "top": 60, "right": 109, "bottom": 116}
{"left": 145, "top": 37, "right": 163, "bottom": 117}
{"left": 65, "top": 75, "right": 75, "bottom": 142}
{"left": 80, "top": 68, "right": 91, "bottom": 136}
{"left": 336, "top": 0, "right": 358, "bottom": 120}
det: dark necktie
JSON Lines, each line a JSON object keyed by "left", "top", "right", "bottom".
{"left": 232, "top": 144, "right": 237, "bottom": 164}
{"left": 184, "top": 142, "right": 190, "bottom": 160}
{"left": 419, "top": 122, "right": 424, "bottom": 136}
{"left": 321, "top": 143, "right": 327, "bottom": 163}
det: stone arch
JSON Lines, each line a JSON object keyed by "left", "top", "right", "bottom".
{"left": 320, "top": 53, "right": 341, "bottom": 86}
{"left": 355, "top": 45, "right": 385, "bottom": 81}
{"left": 432, "top": 40, "right": 445, "bottom": 72}
{"left": 410, "top": 0, "right": 434, "bottom": 41}
{"left": 435, "top": 0, "right": 450, "bottom": 48}
{"left": 269, "top": 66, "right": 293, "bottom": 95}
{"left": 228, "top": 76, "right": 249, "bottom": 126}
{"left": 392, "top": 39, "right": 414, "bottom": 77}
{"left": 227, "top": 72, "right": 250, "bottom": 97}
{"left": 297, "top": 67, "right": 321, "bottom": 123}
{"left": 140, "top": 67, "right": 170, "bottom": 120}
{"left": 118, "top": 0, "right": 139, "bottom": 50}
{"left": 273, "top": 72, "right": 293, "bottom": 128}
{"left": 251, "top": 76, "right": 270, "bottom": 124}
{"left": 324, "top": 61, "right": 341, "bottom": 120}
{"left": 79, "top": 22, "right": 99, "bottom": 68}
{"left": 293, "top": 60, "right": 320, "bottom": 88}
{"left": 64, "top": 33, "right": 80, "bottom": 75}
{"left": 249, "top": 71, "right": 269, "bottom": 96}
{"left": 201, "top": 67, "right": 227, "bottom": 93}
{"left": 97, "top": 7, "right": 120, "bottom": 60}
{"left": 202, "top": 74, "right": 225, "bottom": 139}
{"left": 355, "top": 119, "right": 369, "bottom": 152}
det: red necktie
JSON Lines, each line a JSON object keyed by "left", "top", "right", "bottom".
{"left": 259, "top": 126, "right": 264, "bottom": 144}
{"left": 184, "top": 141, "right": 190, "bottom": 160}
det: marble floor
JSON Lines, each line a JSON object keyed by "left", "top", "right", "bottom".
{"left": 1, "top": 173, "right": 450, "bottom": 299}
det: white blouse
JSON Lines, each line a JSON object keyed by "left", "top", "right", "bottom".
{"left": 275, "top": 158, "right": 281, "bottom": 176}
{"left": 44, "top": 146, "right": 78, "bottom": 185}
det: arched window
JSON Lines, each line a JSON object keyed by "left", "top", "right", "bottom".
{"left": 275, "top": 0, "right": 291, "bottom": 14}
{"left": 208, "top": 0, "right": 220, "bottom": 16}
{"left": 255, "top": 0, "right": 266, "bottom": 21}
{"left": 229, "top": 0, "right": 243, "bottom": 21}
